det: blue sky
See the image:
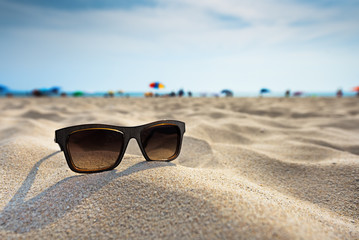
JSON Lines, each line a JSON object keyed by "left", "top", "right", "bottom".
{"left": 0, "top": 0, "right": 358, "bottom": 93}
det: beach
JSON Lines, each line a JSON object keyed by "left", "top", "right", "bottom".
{"left": 0, "top": 97, "right": 358, "bottom": 239}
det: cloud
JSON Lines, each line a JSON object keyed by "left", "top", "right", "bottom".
{"left": 1, "top": 0, "right": 358, "bottom": 48}
{"left": 0, "top": 0, "right": 358, "bottom": 91}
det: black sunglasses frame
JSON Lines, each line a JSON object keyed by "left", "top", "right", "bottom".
{"left": 55, "top": 120, "right": 185, "bottom": 173}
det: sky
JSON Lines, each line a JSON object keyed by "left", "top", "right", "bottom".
{"left": 0, "top": 0, "right": 358, "bottom": 93}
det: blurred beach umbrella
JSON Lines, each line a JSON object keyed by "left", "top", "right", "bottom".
{"left": 107, "top": 90, "right": 114, "bottom": 97}
{"left": 0, "top": 85, "right": 8, "bottom": 92}
{"left": 293, "top": 91, "right": 303, "bottom": 97}
{"left": 149, "top": 82, "right": 165, "bottom": 89}
{"left": 73, "top": 91, "right": 84, "bottom": 97}
{"left": 260, "top": 88, "right": 270, "bottom": 94}
{"left": 0, "top": 85, "right": 8, "bottom": 95}
{"left": 117, "top": 90, "right": 125, "bottom": 97}
{"left": 221, "top": 89, "right": 233, "bottom": 97}
{"left": 50, "top": 86, "right": 61, "bottom": 94}
{"left": 353, "top": 86, "right": 359, "bottom": 97}
{"left": 32, "top": 87, "right": 60, "bottom": 96}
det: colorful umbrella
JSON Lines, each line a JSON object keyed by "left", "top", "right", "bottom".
{"left": 260, "top": 88, "right": 270, "bottom": 94}
{"left": 352, "top": 86, "right": 359, "bottom": 92}
{"left": 149, "top": 82, "right": 165, "bottom": 89}
{"left": 73, "top": 91, "right": 84, "bottom": 97}
{"left": 221, "top": 89, "right": 233, "bottom": 97}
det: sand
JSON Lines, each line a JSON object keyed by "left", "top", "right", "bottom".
{"left": 0, "top": 97, "right": 358, "bottom": 239}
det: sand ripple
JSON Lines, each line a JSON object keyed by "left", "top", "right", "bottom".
{"left": 0, "top": 97, "right": 358, "bottom": 239}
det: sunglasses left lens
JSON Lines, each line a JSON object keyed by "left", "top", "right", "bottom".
{"left": 68, "top": 129, "right": 124, "bottom": 171}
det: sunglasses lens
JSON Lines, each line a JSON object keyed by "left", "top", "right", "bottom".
{"left": 67, "top": 129, "right": 124, "bottom": 171}
{"left": 141, "top": 124, "right": 180, "bottom": 160}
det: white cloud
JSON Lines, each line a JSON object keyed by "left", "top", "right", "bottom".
{"left": 2, "top": 0, "right": 358, "bottom": 50}
{"left": 0, "top": 0, "right": 358, "bottom": 92}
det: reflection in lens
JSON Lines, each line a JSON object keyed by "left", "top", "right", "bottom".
{"left": 141, "top": 125, "right": 180, "bottom": 160}
{"left": 68, "top": 129, "right": 124, "bottom": 171}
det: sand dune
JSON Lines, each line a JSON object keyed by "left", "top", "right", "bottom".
{"left": 0, "top": 97, "right": 358, "bottom": 239}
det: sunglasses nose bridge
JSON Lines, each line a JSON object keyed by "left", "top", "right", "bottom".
{"left": 125, "top": 127, "right": 143, "bottom": 154}
{"left": 127, "top": 127, "right": 141, "bottom": 141}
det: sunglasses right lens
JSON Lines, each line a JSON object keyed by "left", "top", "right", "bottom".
{"left": 141, "top": 124, "right": 180, "bottom": 161}
{"left": 67, "top": 129, "right": 124, "bottom": 172}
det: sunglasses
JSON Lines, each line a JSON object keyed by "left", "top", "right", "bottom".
{"left": 55, "top": 120, "right": 185, "bottom": 173}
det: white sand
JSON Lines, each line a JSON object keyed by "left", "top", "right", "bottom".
{"left": 0, "top": 97, "right": 358, "bottom": 239}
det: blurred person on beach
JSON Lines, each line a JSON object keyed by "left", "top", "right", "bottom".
{"left": 285, "top": 90, "right": 290, "bottom": 97}
{"left": 107, "top": 91, "right": 115, "bottom": 98}
{"left": 178, "top": 89, "right": 184, "bottom": 97}
{"left": 32, "top": 89, "right": 42, "bottom": 97}
{"left": 336, "top": 89, "right": 343, "bottom": 98}
{"left": 144, "top": 92, "right": 154, "bottom": 97}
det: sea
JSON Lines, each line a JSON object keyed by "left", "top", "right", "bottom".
{"left": 0, "top": 90, "right": 357, "bottom": 98}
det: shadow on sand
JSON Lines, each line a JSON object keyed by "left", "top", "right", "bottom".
{"left": 0, "top": 151, "right": 175, "bottom": 233}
